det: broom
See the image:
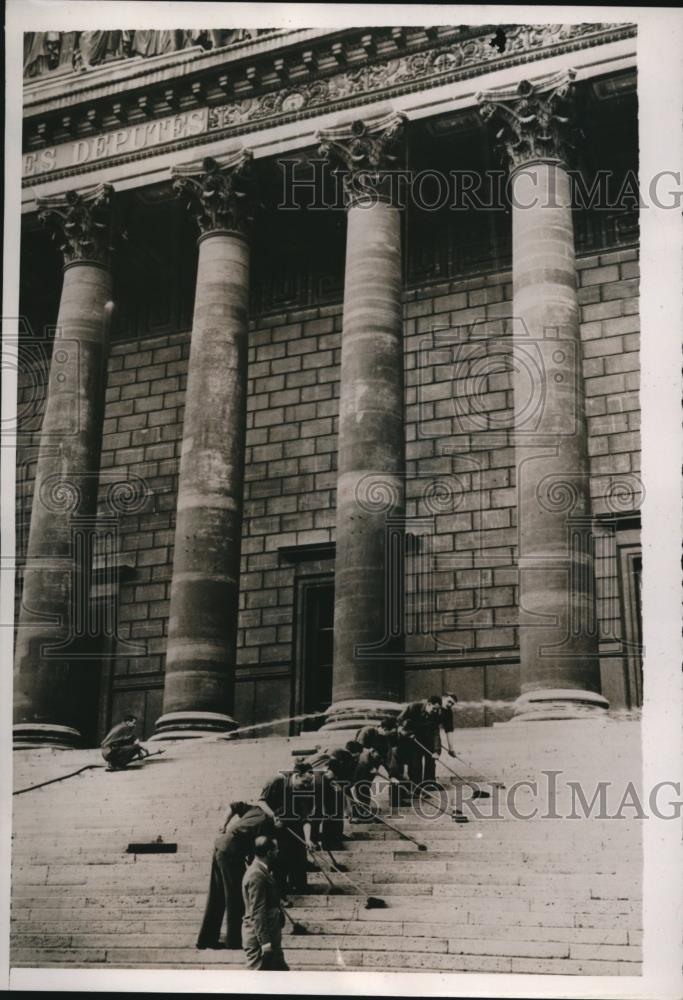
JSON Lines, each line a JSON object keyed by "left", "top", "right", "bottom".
{"left": 281, "top": 905, "right": 308, "bottom": 935}
{"left": 411, "top": 736, "right": 492, "bottom": 798}
{"left": 349, "top": 788, "right": 428, "bottom": 851}
{"left": 415, "top": 781, "right": 469, "bottom": 824}
{"left": 318, "top": 849, "right": 388, "bottom": 909}
{"left": 287, "top": 829, "right": 386, "bottom": 909}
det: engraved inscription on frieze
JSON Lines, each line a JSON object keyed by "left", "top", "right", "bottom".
{"left": 23, "top": 109, "right": 208, "bottom": 178}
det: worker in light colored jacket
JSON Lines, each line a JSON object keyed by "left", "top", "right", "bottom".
{"left": 242, "top": 835, "right": 288, "bottom": 971}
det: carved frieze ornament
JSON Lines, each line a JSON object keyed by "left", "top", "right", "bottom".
{"left": 477, "top": 70, "right": 578, "bottom": 173}
{"left": 172, "top": 150, "right": 255, "bottom": 237}
{"left": 317, "top": 111, "right": 407, "bottom": 205}
{"left": 37, "top": 183, "right": 114, "bottom": 266}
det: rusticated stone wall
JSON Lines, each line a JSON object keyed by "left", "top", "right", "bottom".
{"left": 15, "top": 246, "right": 640, "bottom": 738}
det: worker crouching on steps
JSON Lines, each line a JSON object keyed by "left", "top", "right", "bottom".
{"left": 100, "top": 714, "right": 150, "bottom": 771}
{"left": 242, "top": 835, "right": 289, "bottom": 971}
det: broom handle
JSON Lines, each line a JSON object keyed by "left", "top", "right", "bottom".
{"left": 411, "top": 736, "right": 469, "bottom": 782}
{"left": 285, "top": 827, "right": 336, "bottom": 889}
{"left": 350, "top": 791, "right": 427, "bottom": 850}
{"left": 319, "top": 850, "right": 367, "bottom": 896}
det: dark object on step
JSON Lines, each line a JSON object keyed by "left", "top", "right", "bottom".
{"left": 126, "top": 840, "right": 177, "bottom": 854}
{"left": 282, "top": 906, "right": 308, "bottom": 935}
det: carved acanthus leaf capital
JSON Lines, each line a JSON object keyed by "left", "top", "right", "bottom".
{"left": 317, "top": 111, "right": 407, "bottom": 205}
{"left": 477, "top": 70, "right": 579, "bottom": 173}
{"left": 37, "top": 183, "right": 114, "bottom": 266}
{"left": 172, "top": 149, "right": 255, "bottom": 237}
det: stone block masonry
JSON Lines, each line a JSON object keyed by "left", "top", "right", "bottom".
{"left": 15, "top": 248, "right": 640, "bottom": 737}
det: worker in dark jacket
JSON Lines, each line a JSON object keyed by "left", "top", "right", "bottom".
{"left": 356, "top": 717, "right": 398, "bottom": 763}
{"left": 218, "top": 800, "right": 253, "bottom": 835}
{"left": 196, "top": 804, "right": 275, "bottom": 950}
{"left": 100, "top": 714, "right": 149, "bottom": 771}
{"left": 257, "top": 762, "right": 316, "bottom": 893}
{"left": 397, "top": 695, "right": 446, "bottom": 786}
{"left": 304, "top": 745, "right": 357, "bottom": 850}
{"left": 440, "top": 693, "right": 458, "bottom": 755}
{"left": 356, "top": 718, "right": 406, "bottom": 807}
{"left": 349, "top": 747, "right": 385, "bottom": 821}
{"left": 242, "top": 835, "right": 289, "bottom": 971}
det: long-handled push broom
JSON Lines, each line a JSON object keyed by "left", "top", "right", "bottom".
{"left": 287, "top": 828, "right": 387, "bottom": 909}
{"left": 348, "top": 787, "right": 429, "bottom": 851}
{"left": 281, "top": 905, "right": 308, "bottom": 935}
{"left": 411, "top": 736, "right": 498, "bottom": 798}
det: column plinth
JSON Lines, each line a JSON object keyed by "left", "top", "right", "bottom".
{"left": 13, "top": 185, "right": 114, "bottom": 749}
{"left": 154, "top": 153, "right": 254, "bottom": 740}
{"left": 318, "top": 114, "right": 407, "bottom": 732}
{"left": 478, "top": 73, "right": 608, "bottom": 721}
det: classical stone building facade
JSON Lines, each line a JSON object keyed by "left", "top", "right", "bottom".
{"left": 14, "top": 23, "right": 641, "bottom": 746}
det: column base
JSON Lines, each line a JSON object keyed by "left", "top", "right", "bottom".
{"left": 319, "top": 699, "right": 404, "bottom": 733}
{"left": 13, "top": 723, "right": 82, "bottom": 749}
{"left": 512, "top": 689, "right": 609, "bottom": 722}
{"left": 150, "top": 711, "right": 238, "bottom": 741}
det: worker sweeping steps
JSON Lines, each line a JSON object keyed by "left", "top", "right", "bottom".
{"left": 187, "top": 691, "right": 506, "bottom": 967}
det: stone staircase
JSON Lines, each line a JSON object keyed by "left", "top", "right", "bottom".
{"left": 11, "top": 719, "right": 643, "bottom": 975}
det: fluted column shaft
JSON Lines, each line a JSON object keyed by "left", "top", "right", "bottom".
{"left": 14, "top": 185, "right": 114, "bottom": 748}
{"left": 478, "top": 73, "right": 608, "bottom": 720}
{"left": 154, "top": 152, "right": 253, "bottom": 739}
{"left": 318, "top": 113, "right": 406, "bottom": 730}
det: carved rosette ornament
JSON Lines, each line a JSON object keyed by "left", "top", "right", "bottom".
{"left": 172, "top": 150, "right": 255, "bottom": 238}
{"left": 37, "top": 183, "right": 114, "bottom": 267}
{"left": 477, "top": 70, "right": 578, "bottom": 173}
{"left": 317, "top": 111, "right": 407, "bottom": 206}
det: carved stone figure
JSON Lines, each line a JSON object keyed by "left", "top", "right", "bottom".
{"left": 23, "top": 27, "right": 272, "bottom": 78}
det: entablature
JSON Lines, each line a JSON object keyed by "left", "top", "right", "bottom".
{"left": 21, "top": 22, "right": 636, "bottom": 210}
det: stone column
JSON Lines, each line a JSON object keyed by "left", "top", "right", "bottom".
{"left": 477, "top": 72, "right": 608, "bottom": 720}
{"left": 153, "top": 152, "right": 254, "bottom": 739}
{"left": 14, "top": 184, "right": 115, "bottom": 748}
{"left": 318, "top": 113, "right": 407, "bottom": 731}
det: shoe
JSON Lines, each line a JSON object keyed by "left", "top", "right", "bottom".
{"left": 196, "top": 942, "right": 224, "bottom": 950}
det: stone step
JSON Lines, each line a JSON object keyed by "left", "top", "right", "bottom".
{"left": 11, "top": 722, "right": 643, "bottom": 975}
{"left": 12, "top": 930, "right": 638, "bottom": 964}
{"left": 278, "top": 916, "right": 633, "bottom": 945}
{"left": 9, "top": 943, "right": 639, "bottom": 975}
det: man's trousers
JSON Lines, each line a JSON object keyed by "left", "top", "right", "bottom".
{"left": 196, "top": 844, "right": 245, "bottom": 949}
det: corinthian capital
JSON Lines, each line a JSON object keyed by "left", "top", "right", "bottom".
{"left": 172, "top": 150, "right": 255, "bottom": 237}
{"left": 37, "top": 183, "right": 114, "bottom": 267}
{"left": 477, "top": 70, "right": 578, "bottom": 173}
{"left": 318, "top": 111, "right": 406, "bottom": 206}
